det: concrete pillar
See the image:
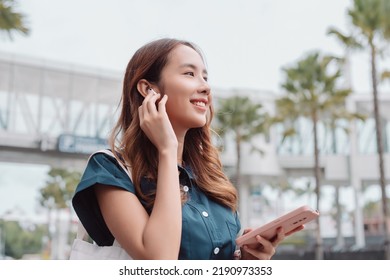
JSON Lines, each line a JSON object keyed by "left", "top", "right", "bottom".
{"left": 239, "top": 184, "right": 250, "bottom": 229}
{"left": 335, "top": 185, "right": 346, "bottom": 249}
{"left": 347, "top": 97, "right": 365, "bottom": 248}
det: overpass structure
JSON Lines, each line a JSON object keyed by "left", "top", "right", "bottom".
{"left": 1, "top": 51, "right": 390, "bottom": 249}
{"left": 0, "top": 52, "right": 121, "bottom": 169}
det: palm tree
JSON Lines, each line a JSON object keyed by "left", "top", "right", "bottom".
{"left": 39, "top": 168, "right": 81, "bottom": 259}
{"left": 214, "top": 95, "right": 269, "bottom": 226}
{"left": 327, "top": 0, "right": 390, "bottom": 259}
{"left": 330, "top": 191, "right": 349, "bottom": 249}
{"left": 0, "top": 0, "right": 29, "bottom": 40}
{"left": 275, "top": 51, "right": 354, "bottom": 259}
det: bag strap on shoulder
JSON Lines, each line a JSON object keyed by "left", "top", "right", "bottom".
{"left": 90, "top": 149, "right": 132, "bottom": 181}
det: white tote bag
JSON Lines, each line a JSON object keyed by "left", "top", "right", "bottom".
{"left": 69, "top": 149, "right": 133, "bottom": 260}
{"left": 69, "top": 222, "right": 132, "bottom": 260}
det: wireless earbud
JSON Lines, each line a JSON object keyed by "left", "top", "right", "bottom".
{"left": 148, "top": 88, "right": 159, "bottom": 95}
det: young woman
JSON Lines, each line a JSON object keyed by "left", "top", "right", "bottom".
{"left": 72, "top": 38, "right": 300, "bottom": 260}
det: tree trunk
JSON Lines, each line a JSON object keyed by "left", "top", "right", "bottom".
{"left": 313, "top": 111, "right": 324, "bottom": 260}
{"left": 370, "top": 42, "right": 390, "bottom": 259}
{"left": 332, "top": 125, "right": 344, "bottom": 248}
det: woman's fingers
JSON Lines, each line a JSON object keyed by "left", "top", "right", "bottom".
{"left": 285, "top": 225, "right": 304, "bottom": 236}
{"left": 270, "top": 227, "right": 285, "bottom": 247}
{"left": 139, "top": 91, "right": 165, "bottom": 124}
{"left": 144, "top": 92, "right": 161, "bottom": 115}
{"left": 259, "top": 235, "right": 275, "bottom": 254}
{"left": 139, "top": 90, "right": 152, "bottom": 120}
{"left": 158, "top": 94, "right": 168, "bottom": 113}
{"left": 138, "top": 90, "right": 177, "bottom": 151}
{"left": 240, "top": 225, "right": 304, "bottom": 260}
{"left": 240, "top": 227, "right": 291, "bottom": 260}
{"left": 242, "top": 235, "right": 275, "bottom": 260}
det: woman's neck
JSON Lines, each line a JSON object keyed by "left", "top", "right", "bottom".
{"left": 176, "top": 133, "right": 185, "bottom": 166}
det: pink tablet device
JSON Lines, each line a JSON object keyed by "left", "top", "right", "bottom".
{"left": 235, "top": 205, "right": 319, "bottom": 247}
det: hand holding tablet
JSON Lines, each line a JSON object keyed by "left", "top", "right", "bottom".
{"left": 236, "top": 205, "right": 319, "bottom": 247}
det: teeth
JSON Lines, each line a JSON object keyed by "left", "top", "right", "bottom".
{"left": 192, "top": 101, "right": 206, "bottom": 107}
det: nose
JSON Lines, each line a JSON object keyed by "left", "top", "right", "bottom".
{"left": 198, "top": 79, "right": 210, "bottom": 95}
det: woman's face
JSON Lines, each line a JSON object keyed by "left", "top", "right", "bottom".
{"left": 158, "top": 44, "right": 211, "bottom": 133}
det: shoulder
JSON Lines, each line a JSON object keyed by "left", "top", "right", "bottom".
{"left": 75, "top": 151, "right": 135, "bottom": 195}
{"left": 71, "top": 151, "right": 135, "bottom": 245}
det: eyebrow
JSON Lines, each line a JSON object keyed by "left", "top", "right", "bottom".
{"left": 180, "top": 63, "right": 208, "bottom": 75}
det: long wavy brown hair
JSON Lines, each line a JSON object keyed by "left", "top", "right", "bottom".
{"left": 109, "top": 38, "right": 237, "bottom": 211}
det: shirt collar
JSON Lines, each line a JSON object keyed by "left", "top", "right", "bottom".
{"left": 178, "top": 164, "right": 195, "bottom": 180}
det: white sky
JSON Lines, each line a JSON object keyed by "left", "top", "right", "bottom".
{"left": 2, "top": 0, "right": 383, "bottom": 92}
{"left": 0, "top": 0, "right": 388, "bottom": 220}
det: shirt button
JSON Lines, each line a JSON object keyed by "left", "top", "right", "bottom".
{"left": 214, "top": 247, "right": 220, "bottom": 255}
{"left": 202, "top": 211, "right": 209, "bottom": 217}
{"left": 182, "top": 185, "right": 189, "bottom": 192}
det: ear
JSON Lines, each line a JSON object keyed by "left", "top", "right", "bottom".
{"left": 136, "top": 79, "right": 151, "bottom": 98}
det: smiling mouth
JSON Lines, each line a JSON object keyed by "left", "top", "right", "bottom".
{"left": 191, "top": 101, "right": 207, "bottom": 108}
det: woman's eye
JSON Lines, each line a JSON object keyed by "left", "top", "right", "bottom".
{"left": 185, "top": 72, "right": 194, "bottom": 76}
{"left": 203, "top": 76, "right": 208, "bottom": 81}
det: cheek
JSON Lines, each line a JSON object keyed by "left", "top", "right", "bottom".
{"left": 165, "top": 91, "right": 187, "bottom": 110}
{"left": 164, "top": 95, "right": 182, "bottom": 118}
{"left": 164, "top": 100, "right": 175, "bottom": 117}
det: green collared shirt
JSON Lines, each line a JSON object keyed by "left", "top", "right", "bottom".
{"left": 72, "top": 152, "right": 241, "bottom": 260}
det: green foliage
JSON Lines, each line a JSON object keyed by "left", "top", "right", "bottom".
{"left": 214, "top": 95, "right": 269, "bottom": 190}
{"left": 0, "top": 0, "right": 29, "bottom": 40}
{"left": 328, "top": 0, "right": 390, "bottom": 260}
{"left": 382, "top": 70, "right": 390, "bottom": 82}
{"left": 274, "top": 50, "right": 358, "bottom": 260}
{"left": 327, "top": 27, "right": 363, "bottom": 50}
{"left": 39, "top": 168, "right": 82, "bottom": 210}
{"left": 381, "top": 0, "right": 390, "bottom": 38}
{"left": 275, "top": 51, "right": 355, "bottom": 139}
{"left": 1, "top": 220, "right": 46, "bottom": 259}
{"left": 38, "top": 168, "right": 81, "bottom": 256}
{"left": 215, "top": 95, "right": 269, "bottom": 143}
{"left": 349, "top": 0, "right": 383, "bottom": 38}
{"left": 328, "top": 0, "right": 390, "bottom": 54}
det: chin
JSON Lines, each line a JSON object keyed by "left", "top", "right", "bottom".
{"left": 189, "top": 118, "right": 207, "bottom": 128}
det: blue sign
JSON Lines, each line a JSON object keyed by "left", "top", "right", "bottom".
{"left": 58, "top": 134, "right": 108, "bottom": 154}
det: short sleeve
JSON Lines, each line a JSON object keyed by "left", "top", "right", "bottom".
{"left": 72, "top": 152, "right": 135, "bottom": 246}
